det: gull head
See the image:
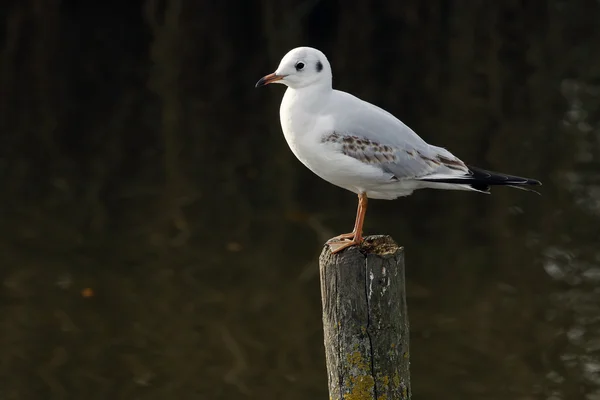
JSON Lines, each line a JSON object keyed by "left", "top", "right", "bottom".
{"left": 255, "top": 47, "right": 332, "bottom": 90}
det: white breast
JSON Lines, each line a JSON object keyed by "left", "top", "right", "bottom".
{"left": 279, "top": 88, "right": 324, "bottom": 167}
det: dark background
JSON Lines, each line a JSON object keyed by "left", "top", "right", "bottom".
{"left": 1, "top": 0, "right": 599, "bottom": 399}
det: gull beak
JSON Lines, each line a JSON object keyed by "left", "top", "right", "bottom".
{"left": 255, "top": 72, "right": 284, "bottom": 88}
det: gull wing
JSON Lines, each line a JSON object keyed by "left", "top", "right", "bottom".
{"left": 325, "top": 90, "right": 469, "bottom": 181}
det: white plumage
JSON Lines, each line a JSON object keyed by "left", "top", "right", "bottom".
{"left": 256, "top": 46, "right": 540, "bottom": 252}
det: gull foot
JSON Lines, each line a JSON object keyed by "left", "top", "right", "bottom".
{"left": 326, "top": 232, "right": 355, "bottom": 243}
{"left": 328, "top": 238, "right": 362, "bottom": 254}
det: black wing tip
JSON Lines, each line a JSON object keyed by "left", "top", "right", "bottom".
{"left": 424, "top": 165, "right": 542, "bottom": 194}
{"left": 467, "top": 165, "right": 542, "bottom": 187}
{"left": 521, "top": 176, "right": 542, "bottom": 186}
{"left": 515, "top": 178, "right": 542, "bottom": 187}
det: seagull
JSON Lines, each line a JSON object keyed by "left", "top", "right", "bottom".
{"left": 256, "top": 47, "right": 541, "bottom": 254}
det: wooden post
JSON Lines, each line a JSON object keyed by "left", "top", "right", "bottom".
{"left": 319, "top": 235, "right": 410, "bottom": 400}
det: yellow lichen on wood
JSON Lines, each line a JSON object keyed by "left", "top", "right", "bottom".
{"left": 346, "top": 351, "right": 369, "bottom": 371}
{"left": 344, "top": 375, "right": 374, "bottom": 400}
{"left": 377, "top": 374, "right": 390, "bottom": 400}
{"left": 381, "top": 375, "right": 389, "bottom": 386}
{"left": 393, "top": 371, "right": 401, "bottom": 388}
{"left": 343, "top": 351, "right": 375, "bottom": 400}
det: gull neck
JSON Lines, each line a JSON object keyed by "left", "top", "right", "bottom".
{"left": 286, "top": 81, "right": 332, "bottom": 102}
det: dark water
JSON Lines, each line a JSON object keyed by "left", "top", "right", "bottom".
{"left": 1, "top": 1, "right": 600, "bottom": 399}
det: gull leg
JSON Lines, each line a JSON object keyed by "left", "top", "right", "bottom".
{"left": 328, "top": 193, "right": 368, "bottom": 253}
{"left": 326, "top": 194, "right": 362, "bottom": 242}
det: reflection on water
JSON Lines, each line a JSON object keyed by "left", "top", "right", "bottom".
{"left": 539, "top": 78, "right": 600, "bottom": 400}
{"left": 1, "top": 1, "right": 600, "bottom": 399}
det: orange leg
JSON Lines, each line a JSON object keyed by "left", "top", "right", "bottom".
{"left": 327, "top": 193, "right": 368, "bottom": 254}
{"left": 327, "top": 195, "right": 363, "bottom": 242}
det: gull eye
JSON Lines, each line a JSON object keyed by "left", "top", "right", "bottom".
{"left": 295, "top": 61, "right": 305, "bottom": 71}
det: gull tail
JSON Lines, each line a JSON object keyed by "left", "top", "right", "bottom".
{"left": 421, "top": 165, "right": 542, "bottom": 195}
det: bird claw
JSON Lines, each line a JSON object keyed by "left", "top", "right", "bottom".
{"left": 327, "top": 238, "right": 361, "bottom": 254}
{"left": 326, "top": 232, "right": 356, "bottom": 243}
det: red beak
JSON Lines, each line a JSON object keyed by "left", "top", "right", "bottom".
{"left": 255, "top": 72, "right": 284, "bottom": 88}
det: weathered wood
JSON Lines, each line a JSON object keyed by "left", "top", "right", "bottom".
{"left": 319, "top": 235, "right": 410, "bottom": 400}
